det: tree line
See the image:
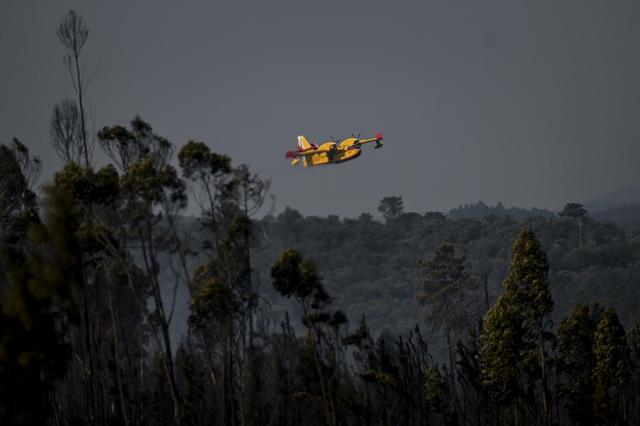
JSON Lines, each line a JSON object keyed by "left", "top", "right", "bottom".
{"left": 2, "top": 9, "right": 640, "bottom": 426}
{"left": 3, "top": 128, "right": 640, "bottom": 425}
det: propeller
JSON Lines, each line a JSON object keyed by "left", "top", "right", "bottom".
{"left": 350, "top": 132, "right": 362, "bottom": 148}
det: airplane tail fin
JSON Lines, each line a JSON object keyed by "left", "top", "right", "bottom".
{"left": 286, "top": 150, "right": 301, "bottom": 166}
{"left": 297, "top": 135, "right": 311, "bottom": 151}
{"left": 289, "top": 136, "right": 313, "bottom": 166}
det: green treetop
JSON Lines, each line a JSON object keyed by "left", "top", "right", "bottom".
{"left": 481, "top": 227, "right": 553, "bottom": 424}
{"left": 556, "top": 303, "right": 600, "bottom": 424}
{"left": 593, "top": 307, "right": 631, "bottom": 423}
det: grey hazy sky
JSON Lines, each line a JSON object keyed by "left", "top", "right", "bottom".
{"left": 2, "top": 1, "right": 640, "bottom": 217}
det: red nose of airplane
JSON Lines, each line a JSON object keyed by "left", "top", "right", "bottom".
{"left": 375, "top": 133, "right": 384, "bottom": 141}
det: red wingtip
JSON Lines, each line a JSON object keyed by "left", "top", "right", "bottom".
{"left": 375, "top": 133, "right": 384, "bottom": 141}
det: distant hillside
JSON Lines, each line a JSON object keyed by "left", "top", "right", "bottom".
{"left": 584, "top": 185, "right": 640, "bottom": 212}
{"left": 163, "top": 206, "right": 640, "bottom": 363}
{"left": 592, "top": 204, "right": 640, "bottom": 231}
{"left": 250, "top": 209, "right": 640, "bottom": 342}
{"left": 448, "top": 201, "right": 557, "bottom": 220}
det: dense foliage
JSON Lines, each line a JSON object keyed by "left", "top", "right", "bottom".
{"left": 2, "top": 120, "right": 640, "bottom": 424}
{"left": 2, "top": 11, "right": 640, "bottom": 424}
{"left": 252, "top": 203, "right": 640, "bottom": 340}
{"left": 448, "top": 201, "right": 556, "bottom": 220}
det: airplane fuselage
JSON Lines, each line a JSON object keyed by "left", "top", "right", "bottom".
{"left": 303, "top": 138, "right": 362, "bottom": 167}
{"left": 286, "top": 133, "right": 383, "bottom": 167}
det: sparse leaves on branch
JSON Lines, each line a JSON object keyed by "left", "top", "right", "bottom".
{"left": 99, "top": 116, "right": 175, "bottom": 171}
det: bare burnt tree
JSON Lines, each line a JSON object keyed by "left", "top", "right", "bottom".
{"left": 56, "top": 10, "right": 94, "bottom": 166}
{"left": 50, "top": 99, "right": 82, "bottom": 164}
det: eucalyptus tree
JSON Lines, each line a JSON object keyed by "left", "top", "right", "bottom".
{"left": 47, "top": 160, "right": 139, "bottom": 424}
{"left": 593, "top": 307, "right": 631, "bottom": 424}
{"left": 179, "top": 141, "right": 241, "bottom": 424}
{"left": 119, "top": 157, "right": 185, "bottom": 364}
{"left": 418, "top": 243, "right": 476, "bottom": 381}
{"left": 481, "top": 227, "right": 554, "bottom": 425}
{"left": 99, "top": 116, "right": 174, "bottom": 173}
{"left": 555, "top": 304, "right": 599, "bottom": 424}
{"left": 180, "top": 141, "right": 270, "bottom": 425}
{"left": 0, "top": 139, "right": 41, "bottom": 294}
{"left": 627, "top": 322, "right": 640, "bottom": 425}
{"left": 232, "top": 164, "right": 271, "bottom": 345}
{"left": 0, "top": 140, "right": 40, "bottom": 236}
{"left": 0, "top": 141, "right": 46, "bottom": 424}
{"left": 54, "top": 10, "right": 94, "bottom": 166}
{"left": 178, "top": 140, "right": 232, "bottom": 248}
{"left": 0, "top": 181, "right": 82, "bottom": 424}
{"left": 50, "top": 99, "right": 83, "bottom": 164}
{"left": 188, "top": 215, "right": 254, "bottom": 426}
{"left": 98, "top": 117, "right": 186, "bottom": 424}
{"left": 271, "top": 249, "right": 339, "bottom": 426}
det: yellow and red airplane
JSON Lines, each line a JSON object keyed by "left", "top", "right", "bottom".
{"left": 285, "top": 133, "right": 384, "bottom": 167}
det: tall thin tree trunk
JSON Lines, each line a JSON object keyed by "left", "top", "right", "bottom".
{"left": 78, "top": 264, "right": 98, "bottom": 424}
{"left": 97, "top": 234, "right": 182, "bottom": 426}
{"left": 483, "top": 273, "right": 490, "bottom": 312}
{"left": 108, "top": 290, "right": 130, "bottom": 426}
{"left": 539, "top": 320, "right": 550, "bottom": 426}
{"left": 72, "top": 51, "right": 90, "bottom": 167}
{"left": 446, "top": 328, "right": 457, "bottom": 396}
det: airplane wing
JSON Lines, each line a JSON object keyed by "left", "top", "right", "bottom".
{"left": 285, "top": 149, "right": 318, "bottom": 158}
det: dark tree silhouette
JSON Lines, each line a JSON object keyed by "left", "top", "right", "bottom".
{"left": 377, "top": 196, "right": 404, "bottom": 221}
{"left": 56, "top": 10, "right": 93, "bottom": 166}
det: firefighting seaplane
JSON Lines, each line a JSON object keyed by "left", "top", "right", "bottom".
{"left": 285, "top": 133, "right": 384, "bottom": 167}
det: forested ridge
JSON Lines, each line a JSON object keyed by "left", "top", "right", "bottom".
{"left": 3, "top": 9, "right": 640, "bottom": 426}
{"left": 3, "top": 117, "right": 640, "bottom": 425}
{"left": 252, "top": 202, "right": 640, "bottom": 342}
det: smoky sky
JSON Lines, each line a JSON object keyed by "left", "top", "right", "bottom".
{"left": 2, "top": 1, "right": 640, "bottom": 217}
